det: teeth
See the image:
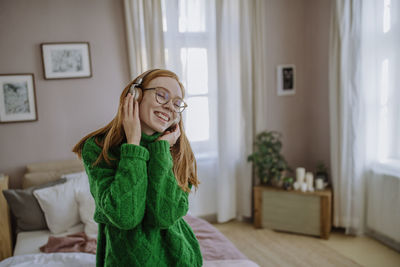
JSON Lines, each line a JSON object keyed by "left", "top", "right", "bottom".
{"left": 155, "top": 111, "right": 169, "bottom": 121}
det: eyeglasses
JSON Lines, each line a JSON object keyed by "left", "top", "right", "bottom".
{"left": 143, "top": 87, "right": 188, "bottom": 113}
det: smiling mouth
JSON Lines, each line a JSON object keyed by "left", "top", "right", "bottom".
{"left": 154, "top": 111, "right": 170, "bottom": 122}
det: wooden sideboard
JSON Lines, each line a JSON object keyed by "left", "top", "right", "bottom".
{"left": 254, "top": 186, "right": 332, "bottom": 239}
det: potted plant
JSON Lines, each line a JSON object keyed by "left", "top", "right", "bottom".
{"left": 247, "top": 130, "right": 292, "bottom": 186}
{"left": 315, "top": 161, "right": 329, "bottom": 184}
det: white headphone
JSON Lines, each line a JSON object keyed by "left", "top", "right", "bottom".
{"left": 128, "top": 69, "right": 160, "bottom": 102}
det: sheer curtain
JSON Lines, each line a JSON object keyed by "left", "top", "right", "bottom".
{"left": 123, "top": 0, "right": 165, "bottom": 78}
{"left": 329, "top": 0, "right": 400, "bottom": 235}
{"left": 215, "top": 0, "right": 253, "bottom": 222}
{"left": 215, "top": 0, "right": 268, "bottom": 221}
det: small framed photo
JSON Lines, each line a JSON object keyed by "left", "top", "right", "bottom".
{"left": 277, "top": 64, "right": 296, "bottom": 96}
{"left": 0, "top": 74, "right": 38, "bottom": 123}
{"left": 41, "top": 42, "right": 92, "bottom": 80}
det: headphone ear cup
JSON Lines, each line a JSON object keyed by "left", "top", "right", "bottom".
{"left": 129, "top": 84, "right": 143, "bottom": 102}
{"left": 133, "top": 87, "right": 143, "bottom": 102}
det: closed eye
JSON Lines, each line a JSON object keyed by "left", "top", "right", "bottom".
{"left": 156, "top": 92, "right": 167, "bottom": 99}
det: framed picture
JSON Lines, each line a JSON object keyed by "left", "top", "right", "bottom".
{"left": 41, "top": 42, "right": 92, "bottom": 80}
{"left": 277, "top": 64, "right": 296, "bottom": 96}
{"left": 0, "top": 74, "right": 38, "bottom": 123}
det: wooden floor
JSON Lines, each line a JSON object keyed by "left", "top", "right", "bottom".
{"left": 212, "top": 220, "right": 400, "bottom": 267}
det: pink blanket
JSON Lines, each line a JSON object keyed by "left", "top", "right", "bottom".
{"left": 40, "top": 232, "right": 96, "bottom": 254}
{"left": 183, "top": 215, "right": 248, "bottom": 261}
{"left": 40, "top": 215, "right": 247, "bottom": 261}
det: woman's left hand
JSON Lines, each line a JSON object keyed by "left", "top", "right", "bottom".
{"left": 157, "top": 124, "right": 181, "bottom": 147}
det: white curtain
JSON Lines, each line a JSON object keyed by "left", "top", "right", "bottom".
{"left": 329, "top": 0, "right": 365, "bottom": 235}
{"left": 123, "top": 0, "right": 165, "bottom": 78}
{"left": 215, "top": 0, "right": 248, "bottom": 222}
{"left": 329, "top": 0, "right": 400, "bottom": 235}
{"left": 215, "top": 0, "right": 267, "bottom": 222}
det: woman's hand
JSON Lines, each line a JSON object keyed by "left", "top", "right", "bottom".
{"left": 157, "top": 123, "right": 181, "bottom": 147}
{"left": 122, "top": 93, "right": 141, "bottom": 145}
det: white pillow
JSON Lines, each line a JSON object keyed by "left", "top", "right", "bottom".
{"left": 33, "top": 179, "right": 80, "bottom": 234}
{"left": 63, "top": 171, "right": 98, "bottom": 237}
{"left": 61, "top": 171, "right": 88, "bottom": 180}
{"left": 76, "top": 189, "right": 97, "bottom": 237}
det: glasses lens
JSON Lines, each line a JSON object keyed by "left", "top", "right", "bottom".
{"left": 155, "top": 87, "right": 186, "bottom": 113}
{"left": 155, "top": 88, "right": 169, "bottom": 104}
{"left": 173, "top": 99, "right": 186, "bottom": 113}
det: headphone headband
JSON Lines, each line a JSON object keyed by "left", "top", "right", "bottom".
{"left": 129, "top": 69, "right": 161, "bottom": 101}
{"left": 134, "top": 68, "right": 161, "bottom": 87}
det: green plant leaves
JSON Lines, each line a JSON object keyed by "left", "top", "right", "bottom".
{"left": 248, "top": 130, "right": 291, "bottom": 185}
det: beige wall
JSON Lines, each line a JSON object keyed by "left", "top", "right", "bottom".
{"left": 260, "top": 0, "right": 331, "bottom": 177}
{"left": 0, "top": 0, "right": 130, "bottom": 188}
{"left": 0, "top": 0, "right": 331, "bottom": 189}
{"left": 305, "top": 0, "right": 331, "bottom": 176}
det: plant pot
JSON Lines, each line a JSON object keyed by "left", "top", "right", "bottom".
{"left": 283, "top": 181, "right": 292, "bottom": 190}
{"left": 270, "top": 177, "right": 283, "bottom": 188}
{"left": 316, "top": 172, "right": 328, "bottom": 184}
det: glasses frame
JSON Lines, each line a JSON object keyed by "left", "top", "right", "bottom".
{"left": 142, "top": 87, "right": 188, "bottom": 113}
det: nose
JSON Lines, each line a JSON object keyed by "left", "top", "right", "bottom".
{"left": 162, "top": 100, "right": 175, "bottom": 113}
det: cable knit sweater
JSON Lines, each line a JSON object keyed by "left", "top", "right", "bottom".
{"left": 81, "top": 132, "right": 203, "bottom": 267}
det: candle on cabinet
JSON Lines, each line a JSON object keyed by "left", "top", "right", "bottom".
{"left": 296, "top": 167, "right": 305, "bottom": 183}
{"left": 306, "top": 172, "right": 314, "bottom": 191}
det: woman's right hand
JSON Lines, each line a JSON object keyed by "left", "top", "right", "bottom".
{"left": 122, "top": 93, "right": 141, "bottom": 145}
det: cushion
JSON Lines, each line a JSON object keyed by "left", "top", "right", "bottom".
{"left": 76, "top": 188, "right": 97, "bottom": 237}
{"left": 33, "top": 178, "right": 80, "bottom": 234}
{"left": 61, "top": 171, "right": 88, "bottom": 180}
{"left": 2, "top": 178, "right": 67, "bottom": 232}
{"left": 62, "top": 171, "right": 98, "bottom": 237}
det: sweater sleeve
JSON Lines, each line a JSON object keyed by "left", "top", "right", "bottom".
{"left": 144, "top": 140, "right": 189, "bottom": 229}
{"left": 81, "top": 138, "right": 149, "bottom": 230}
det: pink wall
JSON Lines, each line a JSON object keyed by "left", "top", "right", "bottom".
{"left": 0, "top": 0, "right": 130, "bottom": 188}
{"left": 305, "top": 0, "right": 331, "bottom": 175}
{"left": 260, "top": 0, "right": 331, "bottom": 177}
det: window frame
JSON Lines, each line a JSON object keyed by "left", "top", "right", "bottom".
{"left": 162, "top": 0, "right": 218, "bottom": 158}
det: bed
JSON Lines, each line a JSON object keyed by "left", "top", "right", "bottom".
{"left": 0, "top": 159, "right": 259, "bottom": 267}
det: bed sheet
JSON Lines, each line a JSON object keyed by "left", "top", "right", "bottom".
{"left": 8, "top": 217, "right": 260, "bottom": 266}
{"left": 13, "top": 224, "right": 84, "bottom": 256}
{"left": 1, "top": 253, "right": 259, "bottom": 267}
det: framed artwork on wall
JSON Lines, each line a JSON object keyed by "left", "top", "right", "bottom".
{"left": 0, "top": 73, "right": 38, "bottom": 123}
{"left": 277, "top": 64, "right": 296, "bottom": 96}
{"left": 41, "top": 42, "right": 92, "bottom": 80}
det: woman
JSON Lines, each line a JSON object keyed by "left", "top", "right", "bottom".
{"left": 72, "top": 69, "right": 202, "bottom": 267}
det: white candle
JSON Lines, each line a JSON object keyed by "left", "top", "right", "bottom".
{"left": 306, "top": 172, "right": 314, "bottom": 191}
{"left": 300, "top": 182, "right": 307, "bottom": 192}
{"left": 315, "top": 178, "right": 324, "bottom": 190}
{"left": 296, "top": 167, "right": 305, "bottom": 183}
{"left": 293, "top": 182, "right": 301, "bottom": 190}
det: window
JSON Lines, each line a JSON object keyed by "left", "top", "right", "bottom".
{"left": 364, "top": 0, "right": 400, "bottom": 174}
{"left": 162, "top": 0, "right": 217, "bottom": 158}
{"left": 377, "top": 0, "right": 399, "bottom": 163}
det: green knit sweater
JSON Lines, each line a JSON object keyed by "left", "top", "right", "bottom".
{"left": 81, "top": 132, "right": 203, "bottom": 267}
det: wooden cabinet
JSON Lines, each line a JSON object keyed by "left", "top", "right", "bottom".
{"left": 0, "top": 175, "right": 13, "bottom": 261}
{"left": 254, "top": 186, "right": 332, "bottom": 239}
